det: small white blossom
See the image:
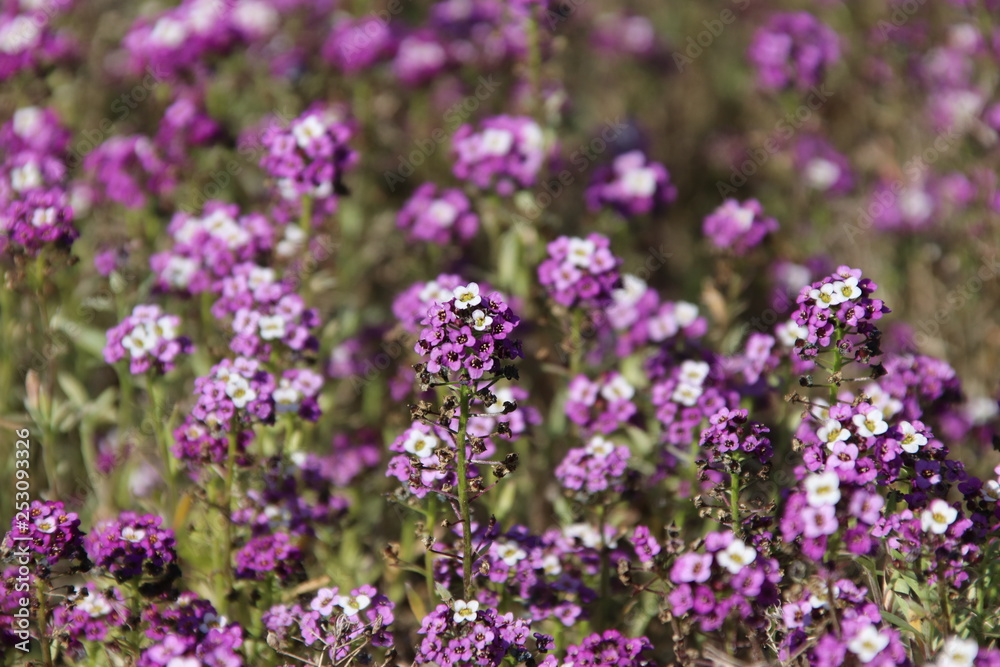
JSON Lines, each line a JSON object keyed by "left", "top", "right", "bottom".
{"left": 337, "top": 593, "right": 372, "bottom": 617}
{"left": 34, "top": 517, "right": 57, "bottom": 534}
{"left": 496, "top": 541, "right": 527, "bottom": 567}
{"left": 427, "top": 199, "right": 459, "bottom": 227}
{"left": 452, "top": 282, "right": 482, "bottom": 309}
{"left": 715, "top": 538, "right": 757, "bottom": 574}
{"left": 225, "top": 376, "right": 257, "bottom": 409}
{"left": 585, "top": 436, "right": 615, "bottom": 458}
{"left": 566, "top": 237, "right": 597, "bottom": 268}
{"left": 292, "top": 115, "right": 326, "bottom": 149}
{"left": 896, "top": 421, "right": 928, "bottom": 453}
{"left": 258, "top": 315, "right": 288, "bottom": 341}
{"left": 479, "top": 128, "right": 513, "bottom": 157}
{"left": 671, "top": 382, "right": 703, "bottom": 407}
{"left": 852, "top": 410, "right": 888, "bottom": 438}
{"left": 848, "top": 624, "right": 889, "bottom": 663}
{"left": 471, "top": 309, "right": 493, "bottom": 331}
{"left": 804, "top": 471, "right": 841, "bottom": 508}
{"left": 920, "top": 499, "right": 958, "bottom": 534}
{"left": 678, "top": 360, "right": 710, "bottom": 386}
{"left": 600, "top": 375, "right": 635, "bottom": 402}
{"left": 818, "top": 420, "right": 851, "bottom": 448}
{"left": 935, "top": 637, "right": 979, "bottom": 667}
{"left": 808, "top": 283, "right": 841, "bottom": 309}
{"left": 673, "top": 302, "right": 699, "bottom": 328}
{"left": 403, "top": 430, "right": 439, "bottom": 459}
{"left": 121, "top": 526, "right": 147, "bottom": 543}
{"left": 620, "top": 167, "right": 657, "bottom": 198}
{"left": 452, "top": 599, "right": 479, "bottom": 623}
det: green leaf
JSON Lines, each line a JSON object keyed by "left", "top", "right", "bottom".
{"left": 58, "top": 372, "right": 89, "bottom": 408}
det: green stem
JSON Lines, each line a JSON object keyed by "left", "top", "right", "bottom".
{"left": 425, "top": 493, "right": 438, "bottom": 606}
{"left": 300, "top": 194, "right": 314, "bottom": 237}
{"left": 220, "top": 429, "right": 239, "bottom": 612}
{"left": 148, "top": 378, "right": 175, "bottom": 510}
{"left": 730, "top": 471, "right": 741, "bottom": 537}
{"left": 36, "top": 579, "right": 53, "bottom": 667}
{"left": 598, "top": 503, "right": 610, "bottom": 631}
{"left": 569, "top": 309, "right": 584, "bottom": 374}
{"left": 454, "top": 385, "right": 475, "bottom": 598}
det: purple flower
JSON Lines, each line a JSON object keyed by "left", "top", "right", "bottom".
{"left": 452, "top": 115, "right": 547, "bottom": 195}
{"left": 748, "top": 12, "right": 840, "bottom": 92}
{"left": 702, "top": 199, "right": 778, "bottom": 256}
{"left": 586, "top": 150, "right": 676, "bottom": 217}
{"left": 397, "top": 183, "right": 478, "bottom": 245}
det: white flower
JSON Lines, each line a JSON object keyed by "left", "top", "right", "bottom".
{"left": 471, "top": 309, "right": 493, "bottom": 331}
{"left": 486, "top": 387, "right": 514, "bottom": 415}
{"left": 600, "top": 375, "right": 635, "bottom": 402}
{"left": 154, "top": 316, "right": 178, "bottom": 341}
{"left": 804, "top": 471, "right": 841, "bottom": 508}
{"left": 31, "top": 207, "right": 57, "bottom": 228}
{"left": 818, "top": 420, "right": 851, "bottom": 448}
{"left": 848, "top": 624, "right": 889, "bottom": 663}
{"left": 808, "top": 283, "right": 842, "bottom": 309}
{"left": 804, "top": 157, "right": 841, "bottom": 191}
{"left": 620, "top": 166, "right": 657, "bottom": 197}
{"left": 258, "top": 315, "right": 287, "bottom": 340}
{"left": 273, "top": 380, "right": 301, "bottom": 413}
{"left": 647, "top": 311, "right": 678, "bottom": 342}
{"left": 403, "top": 430, "right": 438, "bottom": 459}
{"left": 671, "top": 383, "right": 703, "bottom": 407}
{"left": 896, "top": 421, "right": 928, "bottom": 453}
{"left": 166, "top": 658, "right": 202, "bottom": 667}
{"left": 982, "top": 479, "right": 1000, "bottom": 502}
{"left": 776, "top": 320, "right": 808, "bottom": 347}
{"left": 77, "top": 594, "right": 113, "bottom": 618}
{"left": 337, "top": 593, "right": 372, "bottom": 617}
{"left": 541, "top": 553, "right": 562, "bottom": 575}
{"left": 452, "top": 282, "right": 482, "bottom": 309}
{"left": 292, "top": 115, "right": 326, "bottom": 149}
{"left": 496, "top": 541, "right": 527, "bottom": 566}
{"left": 164, "top": 256, "right": 199, "bottom": 288}
{"left": 0, "top": 16, "right": 40, "bottom": 54}
{"left": 276, "top": 226, "right": 306, "bottom": 258}
{"left": 121, "top": 526, "right": 147, "bottom": 543}
{"left": 12, "top": 107, "right": 42, "bottom": 138}
{"left": 566, "top": 237, "right": 597, "bottom": 268}
{"left": 452, "top": 599, "right": 479, "bottom": 623}
{"left": 34, "top": 517, "right": 57, "bottom": 534}
{"left": 852, "top": 410, "right": 888, "bottom": 438}
{"left": 612, "top": 274, "right": 647, "bottom": 307}
{"left": 899, "top": 188, "right": 934, "bottom": 224}
{"left": 936, "top": 637, "right": 979, "bottom": 667}
{"left": 478, "top": 128, "right": 513, "bottom": 156}
{"left": 585, "top": 436, "right": 615, "bottom": 458}
{"left": 419, "top": 280, "right": 453, "bottom": 304}
{"left": 673, "top": 301, "right": 699, "bottom": 328}
{"left": 247, "top": 266, "right": 276, "bottom": 290}
{"left": 123, "top": 326, "right": 158, "bottom": 358}
{"left": 833, "top": 276, "right": 862, "bottom": 301}
{"left": 427, "top": 199, "right": 459, "bottom": 227}
{"left": 715, "top": 538, "right": 757, "bottom": 574}
{"left": 11, "top": 162, "right": 41, "bottom": 191}
{"left": 678, "top": 360, "right": 710, "bottom": 386}
{"left": 730, "top": 203, "right": 756, "bottom": 231}
{"left": 225, "top": 376, "right": 257, "bottom": 409}
{"left": 149, "top": 17, "right": 187, "bottom": 48}
{"left": 920, "top": 498, "right": 958, "bottom": 534}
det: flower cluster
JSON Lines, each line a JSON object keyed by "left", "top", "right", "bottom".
{"left": 556, "top": 435, "right": 632, "bottom": 497}
{"left": 664, "top": 532, "right": 781, "bottom": 634}
{"left": 263, "top": 584, "right": 395, "bottom": 662}
{"left": 0, "top": 106, "right": 76, "bottom": 256}
{"left": 104, "top": 305, "right": 193, "bottom": 375}
{"left": 791, "top": 265, "right": 889, "bottom": 365}
{"left": 212, "top": 263, "right": 321, "bottom": 360}
{"left": 698, "top": 407, "right": 773, "bottom": 468}
{"left": 84, "top": 136, "right": 175, "bottom": 209}
{"left": 538, "top": 630, "right": 654, "bottom": 667}
{"left": 702, "top": 199, "right": 779, "bottom": 256}
{"left": 50, "top": 584, "right": 128, "bottom": 651}
{"left": 0, "top": 2, "right": 74, "bottom": 81}
{"left": 397, "top": 183, "right": 479, "bottom": 245}
{"left": 586, "top": 150, "right": 676, "bottom": 217}
{"left": 260, "top": 106, "right": 357, "bottom": 220}
{"left": 3, "top": 500, "right": 86, "bottom": 566}
{"left": 748, "top": 11, "right": 841, "bottom": 92}
{"left": 151, "top": 202, "right": 275, "bottom": 294}
{"left": 86, "top": 512, "right": 177, "bottom": 581}
{"left": 233, "top": 532, "right": 305, "bottom": 583}
{"left": 415, "top": 601, "right": 553, "bottom": 667}
{"left": 565, "top": 372, "right": 639, "bottom": 436}
{"left": 140, "top": 593, "right": 245, "bottom": 667}
{"left": 452, "top": 115, "right": 546, "bottom": 195}
{"left": 414, "top": 281, "right": 522, "bottom": 383}
{"left": 538, "top": 234, "right": 622, "bottom": 310}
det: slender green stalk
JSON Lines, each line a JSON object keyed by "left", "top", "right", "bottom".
{"left": 730, "top": 471, "right": 741, "bottom": 537}
{"left": 148, "top": 378, "right": 175, "bottom": 504}
{"left": 570, "top": 309, "right": 584, "bottom": 374}
{"left": 220, "top": 429, "right": 239, "bottom": 612}
{"left": 300, "top": 194, "right": 314, "bottom": 237}
{"left": 598, "top": 503, "right": 610, "bottom": 630}
{"left": 36, "top": 579, "right": 53, "bottom": 667}
{"left": 425, "top": 493, "right": 438, "bottom": 606}
{"left": 454, "top": 385, "right": 475, "bottom": 597}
